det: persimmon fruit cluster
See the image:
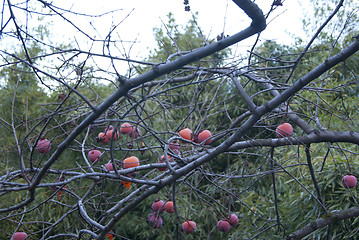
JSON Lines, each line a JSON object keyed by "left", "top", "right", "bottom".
{"left": 148, "top": 200, "right": 174, "bottom": 228}
{"left": 97, "top": 125, "right": 119, "bottom": 143}
{"left": 178, "top": 128, "right": 213, "bottom": 145}
{"left": 216, "top": 213, "right": 239, "bottom": 232}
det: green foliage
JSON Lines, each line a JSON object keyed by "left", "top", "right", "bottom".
{"left": 149, "top": 13, "right": 229, "bottom": 67}
{"left": 302, "top": 0, "right": 359, "bottom": 44}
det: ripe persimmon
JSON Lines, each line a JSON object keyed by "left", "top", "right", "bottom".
{"left": 104, "top": 125, "right": 114, "bottom": 132}
{"left": 217, "top": 220, "right": 231, "bottom": 232}
{"left": 182, "top": 220, "right": 196, "bottom": 234}
{"left": 179, "top": 128, "right": 192, "bottom": 141}
{"left": 197, "top": 130, "right": 213, "bottom": 145}
{"left": 169, "top": 141, "right": 180, "bottom": 150}
{"left": 88, "top": 149, "right": 101, "bottom": 163}
{"left": 97, "top": 132, "right": 109, "bottom": 144}
{"left": 104, "top": 163, "right": 114, "bottom": 171}
{"left": 36, "top": 138, "right": 51, "bottom": 154}
{"left": 12, "top": 232, "right": 28, "bottom": 240}
{"left": 158, "top": 155, "right": 173, "bottom": 171}
{"left": 228, "top": 213, "right": 239, "bottom": 226}
{"left": 148, "top": 212, "right": 163, "bottom": 228}
{"left": 106, "top": 129, "right": 119, "bottom": 141}
{"left": 128, "top": 127, "right": 141, "bottom": 139}
{"left": 106, "top": 231, "right": 114, "bottom": 240}
{"left": 123, "top": 156, "right": 140, "bottom": 169}
{"left": 276, "top": 123, "right": 293, "bottom": 138}
{"left": 164, "top": 201, "right": 174, "bottom": 213}
{"left": 120, "top": 122, "right": 133, "bottom": 134}
{"left": 152, "top": 200, "right": 165, "bottom": 213}
{"left": 342, "top": 174, "right": 357, "bottom": 189}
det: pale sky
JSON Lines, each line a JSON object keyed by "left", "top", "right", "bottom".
{"left": 1, "top": 0, "right": 310, "bottom": 78}
{"left": 47, "top": 0, "right": 308, "bottom": 58}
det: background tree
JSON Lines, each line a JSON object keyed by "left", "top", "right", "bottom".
{"left": 0, "top": 0, "right": 358, "bottom": 239}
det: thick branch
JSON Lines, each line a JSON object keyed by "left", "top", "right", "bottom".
{"left": 286, "top": 205, "right": 359, "bottom": 239}
{"left": 228, "top": 131, "right": 359, "bottom": 150}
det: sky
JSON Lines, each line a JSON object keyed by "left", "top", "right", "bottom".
{"left": 1, "top": 0, "right": 311, "bottom": 78}
{"left": 46, "top": 0, "right": 309, "bottom": 59}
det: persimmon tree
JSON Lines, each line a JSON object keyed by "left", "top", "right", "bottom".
{"left": 0, "top": 0, "right": 359, "bottom": 239}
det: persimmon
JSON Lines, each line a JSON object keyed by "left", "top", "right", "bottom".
{"left": 164, "top": 201, "right": 174, "bottom": 213}
{"left": 228, "top": 213, "right": 239, "bottom": 226}
{"left": 36, "top": 138, "right": 51, "bottom": 154}
{"left": 120, "top": 122, "right": 133, "bottom": 134}
{"left": 148, "top": 212, "right": 163, "bottom": 228}
{"left": 88, "top": 149, "right": 102, "bottom": 163}
{"left": 12, "top": 232, "right": 28, "bottom": 240}
{"left": 106, "top": 129, "right": 119, "bottom": 141}
{"left": 104, "top": 125, "right": 114, "bottom": 132}
{"left": 342, "top": 174, "right": 357, "bottom": 189}
{"left": 104, "top": 163, "right": 114, "bottom": 171}
{"left": 197, "top": 130, "right": 213, "bottom": 145}
{"left": 158, "top": 155, "right": 173, "bottom": 171}
{"left": 173, "top": 149, "right": 180, "bottom": 155}
{"left": 169, "top": 141, "right": 180, "bottom": 150}
{"left": 182, "top": 220, "right": 196, "bottom": 234}
{"left": 276, "top": 123, "right": 293, "bottom": 138}
{"left": 179, "top": 128, "right": 192, "bottom": 141}
{"left": 123, "top": 156, "right": 139, "bottom": 169}
{"left": 152, "top": 200, "right": 165, "bottom": 213}
{"left": 128, "top": 127, "right": 141, "bottom": 139}
{"left": 217, "top": 220, "right": 231, "bottom": 232}
{"left": 97, "top": 132, "right": 109, "bottom": 144}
